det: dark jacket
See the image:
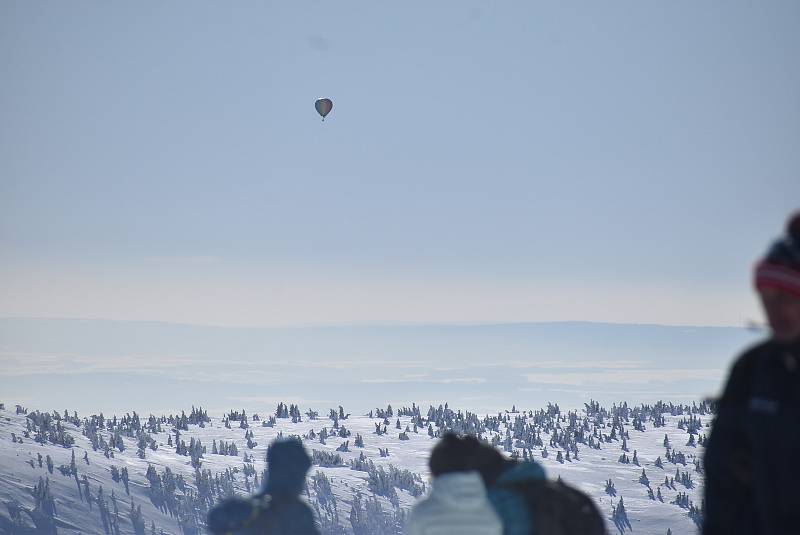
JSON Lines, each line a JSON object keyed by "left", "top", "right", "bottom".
{"left": 208, "top": 439, "right": 319, "bottom": 535}
{"left": 704, "top": 339, "right": 800, "bottom": 535}
{"left": 207, "top": 494, "right": 317, "bottom": 535}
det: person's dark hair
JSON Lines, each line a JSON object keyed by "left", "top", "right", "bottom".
{"left": 429, "top": 432, "right": 512, "bottom": 484}
{"left": 264, "top": 438, "right": 311, "bottom": 496}
{"left": 470, "top": 439, "right": 510, "bottom": 487}
{"left": 429, "top": 433, "right": 471, "bottom": 476}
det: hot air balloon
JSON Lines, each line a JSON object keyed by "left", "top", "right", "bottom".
{"left": 315, "top": 98, "right": 333, "bottom": 121}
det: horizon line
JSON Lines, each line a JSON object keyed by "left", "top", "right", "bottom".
{"left": 0, "top": 315, "right": 762, "bottom": 332}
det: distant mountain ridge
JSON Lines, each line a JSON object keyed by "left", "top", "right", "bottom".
{"left": 0, "top": 318, "right": 760, "bottom": 416}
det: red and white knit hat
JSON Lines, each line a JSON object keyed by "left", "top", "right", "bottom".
{"left": 754, "top": 212, "right": 800, "bottom": 298}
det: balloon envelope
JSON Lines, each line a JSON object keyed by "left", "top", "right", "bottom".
{"left": 315, "top": 98, "right": 333, "bottom": 119}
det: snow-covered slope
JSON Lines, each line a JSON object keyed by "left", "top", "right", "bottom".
{"left": 0, "top": 400, "right": 708, "bottom": 534}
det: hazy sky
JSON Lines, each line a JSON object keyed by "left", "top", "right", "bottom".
{"left": 1, "top": 1, "right": 798, "bottom": 327}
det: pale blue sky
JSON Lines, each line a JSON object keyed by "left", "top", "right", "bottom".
{"left": 1, "top": 1, "right": 798, "bottom": 327}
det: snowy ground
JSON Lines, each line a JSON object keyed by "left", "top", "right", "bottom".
{"left": 0, "top": 400, "right": 707, "bottom": 534}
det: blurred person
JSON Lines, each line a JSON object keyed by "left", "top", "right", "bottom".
{"left": 413, "top": 433, "right": 603, "bottom": 535}
{"left": 469, "top": 437, "right": 603, "bottom": 535}
{"left": 704, "top": 212, "right": 800, "bottom": 535}
{"left": 406, "top": 433, "right": 504, "bottom": 535}
{"left": 208, "top": 438, "right": 319, "bottom": 535}
{"left": 469, "top": 437, "right": 544, "bottom": 535}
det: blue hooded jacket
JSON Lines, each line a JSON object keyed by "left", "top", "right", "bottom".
{"left": 486, "top": 461, "right": 546, "bottom": 535}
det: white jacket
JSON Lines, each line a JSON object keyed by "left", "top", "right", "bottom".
{"left": 406, "top": 471, "right": 503, "bottom": 535}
